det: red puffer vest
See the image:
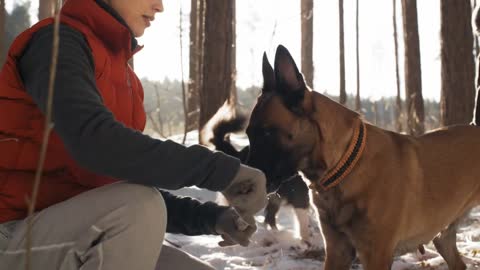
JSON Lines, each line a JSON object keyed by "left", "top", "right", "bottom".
{"left": 0, "top": 0, "right": 146, "bottom": 223}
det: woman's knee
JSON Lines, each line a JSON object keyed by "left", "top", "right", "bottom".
{"left": 118, "top": 183, "right": 167, "bottom": 231}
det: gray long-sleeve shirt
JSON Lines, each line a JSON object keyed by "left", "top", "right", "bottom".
{"left": 15, "top": 1, "right": 240, "bottom": 235}
{"left": 18, "top": 23, "right": 240, "bottom": 191}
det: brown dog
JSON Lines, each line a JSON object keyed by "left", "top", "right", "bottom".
{"left": 245, "top": 45, "right": 480, "bottom": 270}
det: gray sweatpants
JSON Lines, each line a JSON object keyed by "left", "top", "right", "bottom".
{"left": 0, "top": 182, "right": 215, "bottom": 270}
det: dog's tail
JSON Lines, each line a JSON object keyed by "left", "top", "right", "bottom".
{"left": 200, "top": 101, "right": 248, "bottom": 159}
{"left": 210, "top": 115, "right": 248, "bottom": 158}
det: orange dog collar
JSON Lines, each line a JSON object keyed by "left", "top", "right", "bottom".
{"left": 317, "top": 120, "right": 367, "bottom": 191}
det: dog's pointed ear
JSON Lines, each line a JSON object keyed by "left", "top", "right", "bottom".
{"left": 274, "top": 45, "right": 307, "bottom": 113}
{"left": 262, "top": 52, "right": 275, "bottom": 92}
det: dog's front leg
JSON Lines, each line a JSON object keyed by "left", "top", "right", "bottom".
{"left": 320, "top": 219, "right": 356, "bottom": 270}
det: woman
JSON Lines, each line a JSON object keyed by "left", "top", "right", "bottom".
{"left": 0, "top": 0, "right": 267, "bottom": 269}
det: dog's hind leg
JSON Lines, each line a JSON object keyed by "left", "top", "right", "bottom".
{"left": 432, "top": 220, "right": 466, "bottom": 270}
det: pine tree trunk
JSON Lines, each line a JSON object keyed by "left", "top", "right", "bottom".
{"left": 401, "top": 0, "right": 424, "bottom": 135}
{"left": 339, "top": 0, "right": 346, "bottom": 105}
{"left": 393, "top": 0, "right": 402, "bottom": 132}
{"left": 39, "top": 0, "right": 54, "bottom": 20}
{"left": 473, "top": 1, "right": 480, "bottom": 125}
{"left": 355, "top": 0, "right": 361, "bottom": 111}
{"left": 301, "top": 0, "right": 314, "bottom": 88}
{"left": 440, "top": 0, "right": 475, "bottom": 126}
{"left": 186, "top": 0, "right": 202, "bottom": 133}
{"left": 199, "top": 0, "right": 236, "bottom": 142}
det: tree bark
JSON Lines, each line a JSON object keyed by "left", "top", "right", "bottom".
{"left": 355, "top": 0, "right": 361, "bottom": 111}
{"left": 401, "top": 0, "right": 425, "bottom": 135}
{"left": 440, "top": 0, "right": 475, "bottom": 126}
{"left": 199, "top": 0, "right": 236, "bottom": 142}
{"left": 339, "top": 0, "right": 346, "bottom": 105}
{"left": 185, "top": 0, "right": 202, "bottom": 133}
{"left": 393, "top": 0, "right": 402, "bottom": 132}
{"left": 301, "top": 0, "right": 314, "bottom": 88}
{"left": 473, "top": 1, "right": 480, "bottom": 125}
{"left": 39, "top": 0, "right": 54, "bottom": 20}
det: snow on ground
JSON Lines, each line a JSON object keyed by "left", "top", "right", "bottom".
{"left": 161, "top": 131, "right": 480, "bottom": 269}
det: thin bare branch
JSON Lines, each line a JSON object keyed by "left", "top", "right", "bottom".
{"left": 179, "top": 3, "right": 188, "bottom": 144}
{"left": 25, "top": 1, "right": 61, "bottom": 269}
